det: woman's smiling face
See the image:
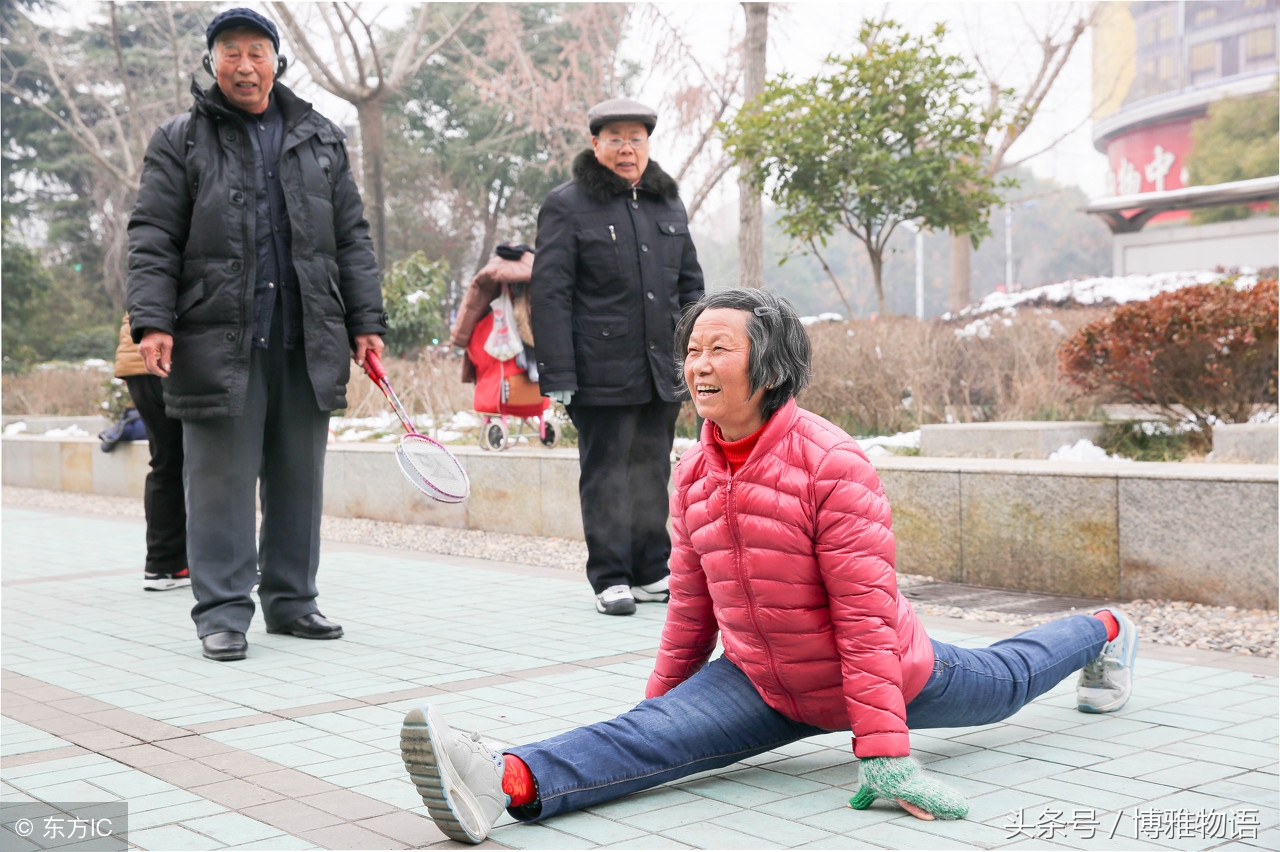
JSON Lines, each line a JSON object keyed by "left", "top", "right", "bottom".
{"left": 684, "top": 308, "right": 766, "bottom": 441}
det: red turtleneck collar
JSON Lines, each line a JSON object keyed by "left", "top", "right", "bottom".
{"left": 712, "top": 421, "right": 768, "bottom": 474}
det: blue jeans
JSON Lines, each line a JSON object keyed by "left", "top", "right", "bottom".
{"left": 506, "top": 615, "right": 1106, "bottom": 821}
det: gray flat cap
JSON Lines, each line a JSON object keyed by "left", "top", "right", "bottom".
{"left": 588, "top": 98, "right": 658, "bottom": 135}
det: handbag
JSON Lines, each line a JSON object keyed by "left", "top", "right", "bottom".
{"left": 484, "top": 285, "right": 525, "bottom": 362}
{"left": 99, "top": 408, "right": 147, "bottom": 452}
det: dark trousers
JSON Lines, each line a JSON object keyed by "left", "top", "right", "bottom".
{"left": 124, "top": 374, "right": 187, "bottom": 574}
{"left": 182, "top": 322, "right": 330, "bottom": 637}
{"left": 567, "top": 398, "right": 681, "bottom": 593}
{"left": 508, "top": 617, "right": 1107, "bottom": 821}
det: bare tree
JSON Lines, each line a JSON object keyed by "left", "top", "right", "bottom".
{"left": 737, "top": 3, "right": 768, "bottom": 287}
{"left": 948, "top": 4, "right": 1094, "bottom": 312}
{"left": 629, "top": 6, "right": 742, "bottom": 221}
{"left": 269, "top": 1, "right": 480, "bottom": 266}
{"left": 452, "top": 4, "right": 631, "bottom": 167}
{"left": 1, "top": 1, "right": 211, "bottom": 306}
{"left": 436, "top": 3, "right": 633, "bottom": 269}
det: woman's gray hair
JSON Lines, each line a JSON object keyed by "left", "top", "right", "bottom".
{"left": 674, "top": 287, "right": 812, "bottom": 420}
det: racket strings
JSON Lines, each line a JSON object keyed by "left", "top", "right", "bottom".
{"left": 398, "top": 435, "right": 469, "bottom": 501}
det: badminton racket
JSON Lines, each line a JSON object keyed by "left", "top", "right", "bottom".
{"left": 362, "top": 350, "right": 470, "bottom": 503}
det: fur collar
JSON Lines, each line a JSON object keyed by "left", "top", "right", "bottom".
{"left": 572, "top": 148, "right": 680, "bottom": 204}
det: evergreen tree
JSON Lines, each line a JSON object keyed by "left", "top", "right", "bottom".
{"left": 1187, "top": 89, "right": 1280, "bottom": 224}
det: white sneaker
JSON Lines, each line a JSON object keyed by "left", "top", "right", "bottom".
{"left": 1077, "top": 608, "right": 1138, "bottom": 713}
{"left": 632, "top": 576, "right": 670, "bottom": 603}
{"left": 595, "top": 584, "right": 636, "bottom": 615}
{"left": 401, "top": 704, "right": 508, "bottom": 844}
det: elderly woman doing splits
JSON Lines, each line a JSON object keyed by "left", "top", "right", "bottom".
{"left": 399, "top": 287, "right": 1138, "bottom": 843}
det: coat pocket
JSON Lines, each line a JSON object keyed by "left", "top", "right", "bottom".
{"left": 571, "top": 313, "right": 629, "bottom": 341}
{"left": 655, "top": 218, "right": 691, "bottom": 275}
{"left": 174, "top": 279, "right": 206, "bottom": 319}
{"left": 656, "top": 220, "right": 690, "bottom": 238}
{"left": 572, "top": 313, "right": 631, "bottom": 389}
{"left": 577, "top": 223, "right": 621, "bottom": 280}
{"left": 327, "top": 271, "right": 347, "bottom": 316}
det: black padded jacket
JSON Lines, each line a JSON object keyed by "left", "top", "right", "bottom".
{"left": 126, "top": 80, "right": 387, "bottom": 419}
{"left": 530, "top": 150, "right": 704, "bottom": 406}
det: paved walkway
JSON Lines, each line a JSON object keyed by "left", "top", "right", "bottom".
{"left": 1, "top": 499, "right": 1276, "bottom": 851}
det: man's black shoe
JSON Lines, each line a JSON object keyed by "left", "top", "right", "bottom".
{"left": 267, "top": 613, "right": 344, "bottom": 640}
{"left": 202, "top": 631, "right": 247, "bottom": 661}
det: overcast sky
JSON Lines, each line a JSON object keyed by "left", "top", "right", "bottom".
{"left": 624, "top": 2, "right": 1108, "bottom": 201}
{"left": 281, "top": 1, "right": 1109, "bottom": 207}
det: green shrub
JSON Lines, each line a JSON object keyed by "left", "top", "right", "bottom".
{"left": 382, "top": 252, "right": 452, "bottom": 358}
{"left": 1096, "top": 421, "right": 1211, "bottom": 462}
{"left": 47, "top": 325, "right": 117, "bottom": 363}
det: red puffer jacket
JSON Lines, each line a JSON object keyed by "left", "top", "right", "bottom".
{"left": 646, "top": 400, "right": 934, "bottom": 758}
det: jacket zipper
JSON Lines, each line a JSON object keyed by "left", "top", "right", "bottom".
{"left": 228, "top": 113, "right": 253, "bottom": 350}
{"left": 726, "top": 474, "right": 796, "bottom": 719}
{"left": 609, "top": 224, "right": 620, "bottom": 273}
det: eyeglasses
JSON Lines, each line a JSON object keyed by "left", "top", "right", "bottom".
{"left": 216, "top": 46, "right": 273, "bottom": 66}
{"left": 599, "top": 136, "right": 649, "bottom": 151}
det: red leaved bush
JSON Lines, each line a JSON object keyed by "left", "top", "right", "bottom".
{"left": 1058, "top": 277, "right": 1278, "bottom": 429}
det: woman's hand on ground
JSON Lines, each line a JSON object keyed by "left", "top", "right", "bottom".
{"left": 848, "top": 756, "right": 969, "bottom": 820}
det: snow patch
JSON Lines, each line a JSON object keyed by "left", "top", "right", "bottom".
{"left": 42, "top": 425, "right": 91, "bottom": 437}
{"left": 948, "top": 270, "right": 1261, "bottom": 320}
{"left": 800, "top": 312, "right": 844, "bottom": 326}
{"left": 857, "top": 430, "right": 920, "bottom": 456}
{"left": 1048, "top": 439, "right": 1131, "bottom": 462}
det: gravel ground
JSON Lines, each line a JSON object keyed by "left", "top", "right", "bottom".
{"left": 6, "top": 486, "right": 1275, "bottom": 659}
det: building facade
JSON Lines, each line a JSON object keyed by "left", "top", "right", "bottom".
{"left": 1093, "top": 0, "right": 1279, "bottom": 217}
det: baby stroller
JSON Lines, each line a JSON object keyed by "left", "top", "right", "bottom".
{"left": 450, "top": 243, "right": 559, "bottom": 451}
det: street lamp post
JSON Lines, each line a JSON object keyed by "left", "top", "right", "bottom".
{"left": 1005, "top": 204, "right": 1013, "bottom": 291}
{"left": 902, "top": 219, "right": 925, "bottom": 319}
{"left": 1004, "top": 198, "right": 1039, "bottom": 293}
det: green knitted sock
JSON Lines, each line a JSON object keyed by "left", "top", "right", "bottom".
{"left": 848, "top": 756, "right": 969, "bottom": 820}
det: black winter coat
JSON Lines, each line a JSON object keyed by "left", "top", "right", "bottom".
{"left": 530, "top": 150, "right": 704, "bottom": 406}
{"left": 127, "top": 80, "right": 387, "bottom": 419}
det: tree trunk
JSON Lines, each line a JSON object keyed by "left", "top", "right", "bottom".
{"left": 870, "top": 249, "right": 886, "bottom": 318}
{"left": 737, "top": 2, "right": 768, "bottom": 288}
{"left": 474, "top": 183, "right": 510, "bottom": 277}
{"left": 357, "top": 99, "right": 387, "bottom": 267}
{"left": 949, "top": 233, "right": 971, "bottom": 314}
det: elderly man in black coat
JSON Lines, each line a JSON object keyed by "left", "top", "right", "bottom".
{"left": 127, "top": 8, "right": 388, "bottom": 660}
{"left": 531, "top": 98, "right": 706, "bottom": 615}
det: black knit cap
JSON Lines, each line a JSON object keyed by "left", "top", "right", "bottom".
{"left": 587, "top": 98, "right": 658, "bottom": 135}
{"left": 206, "top": 7, "right": 280, "bottom": 52}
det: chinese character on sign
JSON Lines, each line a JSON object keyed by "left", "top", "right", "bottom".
{"left": 1117, "top": 158, "right": 1143, "bottom": 195}
{"left": 1144, "top": 144, "right": 1176, "bottom": 191}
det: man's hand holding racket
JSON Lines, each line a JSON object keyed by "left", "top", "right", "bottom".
{"left": 352, "top": 333, "right": 383, "bottom": 369}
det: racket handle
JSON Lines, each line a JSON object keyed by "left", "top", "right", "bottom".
{"left": 363, "top": 348, "right": 388, "bottom": 382}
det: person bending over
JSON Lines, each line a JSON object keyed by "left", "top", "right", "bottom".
{"left": 399, "top": 287, "right": 1138, "bottom": 842}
